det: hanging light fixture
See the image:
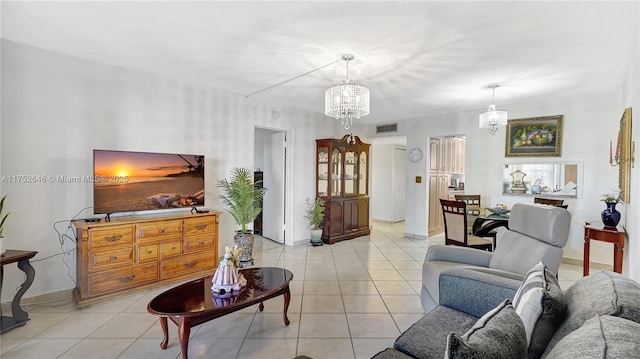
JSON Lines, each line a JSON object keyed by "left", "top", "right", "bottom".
{"left": 325, "top": 54, "right": 370, "bottom": 130}
{"left": 479, "top": 84, "right": 508, "bottom": 135}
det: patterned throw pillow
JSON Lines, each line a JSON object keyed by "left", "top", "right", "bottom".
{"left": 444, "top": 299, "right": 527, "bottom": 359}
{"left": 512, "top": 261, "right": 566, "bottom": 359}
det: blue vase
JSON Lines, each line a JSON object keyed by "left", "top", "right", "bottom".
{"left": 601, "top": 202, "right": 621, "bottom": 228}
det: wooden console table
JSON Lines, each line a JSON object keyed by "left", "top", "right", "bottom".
{"left": 73, "top": 211, "right": 219, "bottom": 307}
{"left": 0, "top": 250, "right": 38, "bottom": 333}
{"left": 583, "top": 224, "right": 625, "bottom": 276}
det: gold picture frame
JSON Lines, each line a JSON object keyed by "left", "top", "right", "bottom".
{"left": 618, "top": 107, "right": 632, "bottom": 202}
{"left": 505, "top": 115, "right": 563, "bottom": 157}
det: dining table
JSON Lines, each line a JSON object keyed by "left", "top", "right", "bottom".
{"left": 470, "top": 211, "right": 510, "bottom": 248}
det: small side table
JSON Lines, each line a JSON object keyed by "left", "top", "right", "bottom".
{"left": 0, "top": 249, "right": 38, "bottom": 333}
{"left": 583, "top": 224, "right": 625, "bottom": 276}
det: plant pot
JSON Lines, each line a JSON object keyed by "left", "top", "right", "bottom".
{"left": 601, "top": 202, "right": 621, "bottom": 228}
{"left": 234, "top": 231, "right": 254, "bottom": 268}
{"left": 0, "top": 236, "right": 5, "bottom": 254}
{"left": 309, "top": 229, "right": 323, "bottom": 246}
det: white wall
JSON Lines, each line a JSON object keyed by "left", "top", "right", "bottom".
{"left": 0, "top": 40, "right": 347, "bottom": 301}
{"left": 371, "top": 144, "right": 407, "bottom": 222}
{"left": 622, "top": 21, "right": 640, "bottom": 281}
{"left": 371, "top": 144, "right": 394, "bottom": 221}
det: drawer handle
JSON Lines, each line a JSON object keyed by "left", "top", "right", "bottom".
{"left": 119, "top": 275, "right": 135, "bottom": 283}
{"left": 183, "top": 261, "right": 197, "bottom": 269}
{"left": 105, "top": 235, "right": 122, "bottom": 242}
{"left": 199, "top": 241, "right": 205, "bottom": 246}
{"left": 110, "top": 256, "right": 118, "bottom": 262}
{"left": 159, "top": 229, "right": 166, "bottom": 234}
{"left": 194, "top": 224, "right": 208, "bottom": 231}
{"left": 171, "top": 246, "right": 177, "bottom": 251}
{"left": 146, "top": 250, "right": 153, "bottom": 254}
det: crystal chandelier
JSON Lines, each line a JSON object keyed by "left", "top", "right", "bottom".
{"left": 479, "top": 84, "right": 508, "bottom": 135}
{"left": 325, "top": 54, "right": 370, "bottom": 129}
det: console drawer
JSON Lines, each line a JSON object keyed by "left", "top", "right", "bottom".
{"left": 138, "top": 243, "right": 159, "bottom": 262}
{"left": 184, "top": 217, "right": 216, "bottom": 236}
{"left": 162, "top": 251, "right": 215, "bottom": 278}
{"left": 89, "top": 262, "right": 159, "bottom": 296}
{"left": 184, "top": 235, "right": 214, "bottom": 253}
{"left": 139, "top": 220, "right": 182, "bottom": 240}
{"left": 162, "top": 239, "right": 183, "bottom": 257}
{"left": 88, "top": 225, "right": 135, "bottom": 250}
{"left": 89, "top": 247, "right": 134, "bottom": 273}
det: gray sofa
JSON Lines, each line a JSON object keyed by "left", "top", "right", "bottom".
{"left": 421, "top": 202, "right": 571, "bottom": 314}
{"left": 373, "top": 269, "right": 640, "bottom": 358}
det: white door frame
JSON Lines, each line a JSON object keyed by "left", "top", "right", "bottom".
{"left": 255, "top": 126, "right": 294, "bottom": 246}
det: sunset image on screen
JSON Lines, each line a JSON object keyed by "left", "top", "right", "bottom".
{"left": 93, "top": 150, "right": 205, "bottom": 214}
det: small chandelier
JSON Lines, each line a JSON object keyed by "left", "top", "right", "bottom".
{"left": 325, "top": 54, "right": 370, "bottom": 130}
{"left": 479, "top": 84, "right": 508, "bottom": 135}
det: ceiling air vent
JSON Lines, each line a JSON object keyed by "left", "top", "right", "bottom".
{"left": 376, "top": 123, "right": 398, "bottom": 134}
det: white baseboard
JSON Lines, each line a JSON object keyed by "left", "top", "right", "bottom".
{"left": 404, "top": 232, "right": 427, "bottom": 240}
{"left": 1, "top": 288, "right": 73, "bottom": 309}
{"left": 561, "top": 257, "right": 612, "bottom": 271}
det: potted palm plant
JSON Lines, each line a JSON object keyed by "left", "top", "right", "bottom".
{"left": 0, "top": 195, "right": 9, "bottom": 255}
{"left": 217, "top": 167, "right": 266, "bottom": 268}
{"left": 304, "top": 197, "right": 326, "bottom": 246}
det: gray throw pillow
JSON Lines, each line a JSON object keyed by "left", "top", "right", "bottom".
{"left": 444, "top": 299, "right": 527, "bottom": 359}
{"left": 512, "top": 261, "right": 566, "bottom": 359}
{"left": 545, "top": 315, "right": 640, "bottom": 358}
{"left": 544, "top": 270, "right": 640, "bottom": 355}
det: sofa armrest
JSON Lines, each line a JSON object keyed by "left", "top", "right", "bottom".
{"left": 425, "top": 245, "right": 493, "bottom": 267}
{"left": 439, "top": 267, "right": 522, "bottom": 318}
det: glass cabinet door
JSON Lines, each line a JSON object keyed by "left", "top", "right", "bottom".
{"left": 359, "top": 152, "right": 368, "bottom": 194}
{"left": 317, "top": 147, "right": 329, "bottom": 196}
{"left": 331, "top": 149, "right": 342, "bottom": 196}
{"left": 344, "top": 150, "right": 357, "bottom": 195}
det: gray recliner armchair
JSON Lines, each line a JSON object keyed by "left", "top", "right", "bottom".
{"left": 421, "top": 202, "right": 571, "bottom": 314}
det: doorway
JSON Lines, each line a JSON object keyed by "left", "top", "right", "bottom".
{"left": 370, "top": 136, "right": 407, "bottom": 229}
{"left": 254, "top": 127, "right": 291, "bottom": 245}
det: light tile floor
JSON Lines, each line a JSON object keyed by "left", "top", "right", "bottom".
{"left": 1, "top": 221, "right": 589, "bottom": 359}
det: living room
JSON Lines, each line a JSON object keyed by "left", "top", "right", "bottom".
{"left": 1, "top": 1, "right": 639, "bottom": 358}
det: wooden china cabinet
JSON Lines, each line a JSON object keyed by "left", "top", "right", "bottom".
{"left": 316, "top": 134, "right": 371, "bottom": 244}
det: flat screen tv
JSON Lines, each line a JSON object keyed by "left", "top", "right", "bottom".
{"left": 93, "top": 150, "right": 205, "bottom": 215}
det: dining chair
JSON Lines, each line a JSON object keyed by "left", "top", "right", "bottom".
{"left": 534, "top": 197, "right": 565, "bottom": 206}
{"left": 454, "top": 194, "right": 497, "bottom": 239}
{"left": 440, "top": 199, "right": 493, "bottom": 251}
{"left": 454, "top": 194, "right": 481, "bottom": 213}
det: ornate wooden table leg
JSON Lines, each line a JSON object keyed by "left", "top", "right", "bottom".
{"left": 259, "top": 302, "right": 264, "bottom": 311}
{"left": 12, "top": 259, "right": 36, "bottom": 323}
{"left": 159, "top": 317, "right": 169, "bottom": 350}
{"left": 282, "top": 287, "right": 291, "bottom": 326}
{"left": 583, "top": 236, "right": 590, "bottom": 276}
{"left": 178, "top": 317, "right": 191, "bottom": 359}
{"left": 614, "top": 242, "right": 624, "bottom": 273}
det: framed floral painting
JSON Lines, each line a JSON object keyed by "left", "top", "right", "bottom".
{"left": 505, "top": 115, "right": 563, "bottom": 157}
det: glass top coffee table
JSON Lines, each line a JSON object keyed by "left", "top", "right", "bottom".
{"left": 147, "top": 267, "right": 293, "bottom": 359}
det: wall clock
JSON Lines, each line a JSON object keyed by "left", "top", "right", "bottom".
{"left": 408, "top": 147, "right": 423, "bottom": 162}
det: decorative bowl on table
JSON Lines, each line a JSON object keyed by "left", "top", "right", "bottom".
{"left": 487, "top": 207, "right": 511, "bottom": 215}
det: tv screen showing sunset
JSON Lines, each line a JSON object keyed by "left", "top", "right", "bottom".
{"left": 93, "top": 150, "right": 205, "bottom": 214}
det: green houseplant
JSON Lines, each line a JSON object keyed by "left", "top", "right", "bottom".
{"left": 217, "top": 167, "right": 266, "bottom": 267}
{"left": 304, "top": 197, "right": 326, "bottom": 246}
{"left": 0, "top": 195, "right": 10, "bottom": 254}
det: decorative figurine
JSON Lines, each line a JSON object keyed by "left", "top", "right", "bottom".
{"left": 211, "top": 246, "right": 246, "bottom": 295}
{"left": 229, "top": 245, "right": 242, "bottom": 268}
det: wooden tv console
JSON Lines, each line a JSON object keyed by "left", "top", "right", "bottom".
{"left": 72, "top": 211, "right": 220, "bottom": 307}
